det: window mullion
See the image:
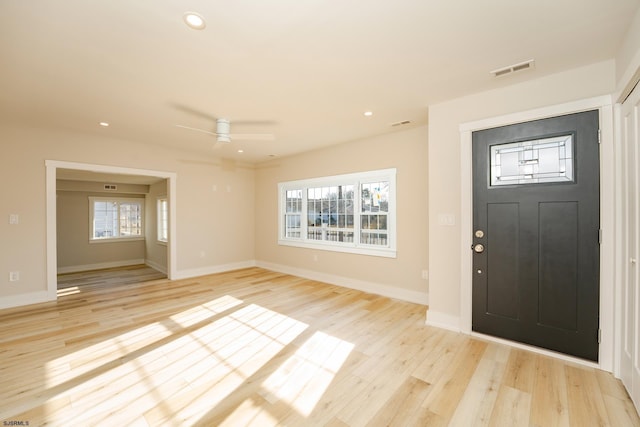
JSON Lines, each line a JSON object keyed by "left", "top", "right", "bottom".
{"left": 354, "top": 180, "right": 361, "bottom": 247}
{"left": 114, "top": 201, "right": 120, "bottom": 238}
{"left": 302, "top": 188, "right": 308, "bottom": 242}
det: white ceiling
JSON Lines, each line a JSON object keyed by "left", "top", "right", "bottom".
{"left": 1, "top": 0, "right": 638, "bottom": 163}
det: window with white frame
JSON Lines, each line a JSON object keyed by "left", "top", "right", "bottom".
{"left": 278, "top": 169, "right": 396, "bottom": 258}
{"left": 157, "top": 197, "right": 168, "bottom": 243}
{"left": 89, "top": 197, "right": 144, "bottom": 241}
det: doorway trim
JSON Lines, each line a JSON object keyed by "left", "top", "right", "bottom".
{"left": 46, "top": 160, "right": 178, "bottom": 300}
{"left": 459, "top": 95, "right": 614, "bottom": 371}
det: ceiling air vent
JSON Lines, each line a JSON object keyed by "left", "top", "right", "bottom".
{"left": 491, "top": 59, "right": 535, "bottom": 78}
{"left": 391, "top": 120, "right": 411, "bottom": 127}
{"left": 104, "top": 184, "right": 117, "bottom": 191}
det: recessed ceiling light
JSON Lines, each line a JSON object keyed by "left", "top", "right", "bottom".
{"left": 99, "top": 122, "right": 109, "bottom": 127}
{"left": 364, "top": 111, "right": 373, "bottom": 117}
{"left": 237, "top": 149, "right": 244, "bottom": 153}
{"left": 183, "top": 12, "right": 206, "bottom": 30}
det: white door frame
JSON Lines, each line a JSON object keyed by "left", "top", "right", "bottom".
{"left": 616, "top": 82, "right": 640, "bottom": 408}
{"left": 45, "top": 160, "right": 178, "bottom": 300}
{"left": 459, "top": 95, "right": 614, "bottom": 371}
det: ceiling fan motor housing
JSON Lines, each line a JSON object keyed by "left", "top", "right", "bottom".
{"left": 216, "top": 118, "right": 231, "bottom": 142}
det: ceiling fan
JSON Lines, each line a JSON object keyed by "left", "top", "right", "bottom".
{"left": 175, "top": 118, "right": 275, "bottom": 145}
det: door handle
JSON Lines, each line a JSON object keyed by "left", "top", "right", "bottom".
{"left": 472, "top": 243, "right": 485, "bottom": 253}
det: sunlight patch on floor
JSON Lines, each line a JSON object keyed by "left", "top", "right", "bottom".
{"left": 45, "top": 295, "right": 245, "bottom": 388}
{"left": 169, "top": 295, "right": 244, "bottom": 327}
{"left": 57, "top": 286, "right": 80, "bottom": 297}
{"left": 168, "top": 305, "right": 309, "bottom": 425}
{"left": 42, "top": 296, "right": 310, "bottom": 425}
{"left": 260, "top": 331, "right": 354, "bottom": 416}
{"left": 218, "top": 398, "right": 280, "bottom": 427}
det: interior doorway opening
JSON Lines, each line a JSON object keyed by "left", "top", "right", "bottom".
{"left": 45, "top": 160, "right": 177, "bottom": 301}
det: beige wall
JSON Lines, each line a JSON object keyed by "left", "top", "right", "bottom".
{"left": 427, "top": 60, "right": 617, "bottom": 325}
{"left": 56, "top": 188, "right": 146, "bottom": 270}
{"left": 145, "top": 180, "right": 168, "bottom": 273}
{"left": 0, "top": 124, "right": 255, "bottom": 301}
{"left": 255, "top": 125, "right": 429, "bottom": 302}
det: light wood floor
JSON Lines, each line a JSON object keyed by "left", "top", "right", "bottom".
{"left": 57, "top": 264, "right": 167, "bottom": 291}
{"left": 0, "top": 267, "right": 638, "bottom": 426}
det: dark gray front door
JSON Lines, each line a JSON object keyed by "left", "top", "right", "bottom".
{"left": 472, "top": 110, "right": 600, "bottom": 361}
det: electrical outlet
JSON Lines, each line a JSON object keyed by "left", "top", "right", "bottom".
{"left": 9, "top": 214, "right": 19, "bottom": 225}
{"left": 421, "top": 270, "right": 429, "bottom": 280}
{"left": 9, "top": 271, "right": 19, "bottom": 282}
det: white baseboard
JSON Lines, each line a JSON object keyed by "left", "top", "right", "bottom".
{"left": 256, "top": 261, "right": 429, "bottom": 305}
{"left": 0, "top": 290, "right": 56, "bottom": 310}
{"left": 57, "top": 259, "right": 146, "bottom": 274}
{"left": 425, "top": 309, "right": 461, "bottom": 332}
{"left": 145, "top": 259, "right": 168, "bottom": 275}
{"left": 173, "top": 260, "right": 257, "bottom": 280}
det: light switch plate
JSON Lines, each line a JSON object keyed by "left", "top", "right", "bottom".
{"left": 9, "top": 214, "right": 19, "bottom": 225}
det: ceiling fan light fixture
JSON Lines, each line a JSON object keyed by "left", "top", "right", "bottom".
{"left": 183, "top": 12, "right": 206, "bottom": 30}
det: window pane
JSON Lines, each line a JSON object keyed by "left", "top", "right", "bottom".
{"left": 158, "top": 199, "right": 168, "bottom": 242}
{"left": 361, "top": 181, "right": 389, "bottom": 213}
{"left": 93, "top": 201, "right": 118, "bottom": 238}
{"left": 120, "top": 202, "right": 142, "bottom": 236}
{"left": 490, "top": 135, "right": 574, "bottom": 186}
{"left": 361, "top": 232, "right": 388, "bottom": 246}
{"left": 285, "top": 190, "right": 302, "bottom": 238}
{"left": 360, "top": 181, "right": 389, "bottom": 246}
{"left": 306, "top": 184, "right": 354, "bottom": 242}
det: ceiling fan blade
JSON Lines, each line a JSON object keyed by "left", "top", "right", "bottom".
{"left": 172, "top": 104, "right": 218, "bottom": 121}
{"left": 175, "top": 124, "right": 217, "bottom": 136}
{"left": 229, "top": 133, "right": 276, "bottom": 141}
{"left": 232, "top": 120, "right": 278, "bottom": 126}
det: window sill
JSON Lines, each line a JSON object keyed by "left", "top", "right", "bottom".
{"left": 278, "top": 239, "right": 396, "bottom": 258}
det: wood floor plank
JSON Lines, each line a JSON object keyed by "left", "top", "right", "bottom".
{"left": 502, "top": 348, "right": 537, "bottom": 394}
{"left": 529, "top": 356, "right": 570, "bottom": 427}
{"left": 565, "top": 365, "right": 613, "bottom": 426}
{"left": 447, "top": 349, "right": 507, "bottom": 427}
{"left": 420, "top": 338, "right": 487, "bottom": 420}
{"left": 488, "top": 385, "right": 532, "bottom": 427}
{"left": 365, "top": 376, "right": 432, "bottom": 427}
{"left": 0, "top": 266, "right": 637, "bottom": 426}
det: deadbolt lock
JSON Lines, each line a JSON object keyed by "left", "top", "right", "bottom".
{"left": 473, "top": 243, "right": 485, "bottom": 253}
{"left": 474, "top": 230, "right": 484, "bottom": 238}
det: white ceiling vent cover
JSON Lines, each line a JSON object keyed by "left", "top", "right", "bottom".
{"left": 491, "top": 59, "right": 535, "bottom": 77}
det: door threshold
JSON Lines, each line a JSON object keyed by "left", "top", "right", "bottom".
{"left": 470, "top": 331, "right": 601, "bottom": 371}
